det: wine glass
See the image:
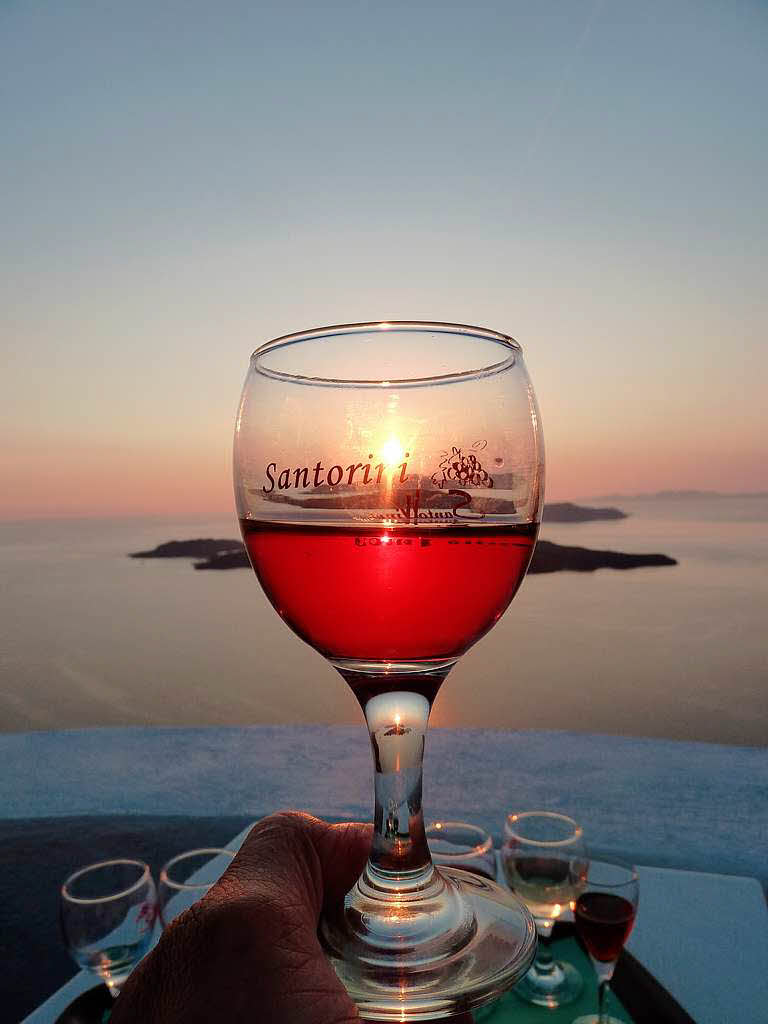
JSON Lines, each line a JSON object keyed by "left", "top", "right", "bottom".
{"left": 426, "top": 821, "right": 497, "bottom": 879}
{"left": 572, "top": 860, "right": 639, "bottom": 1024}
{"left": 501, "top": 811, "right": 587, "bottom": 1007}
{"left": 158, "top": 848, "right": 235, "bottom": 927}
{"left": 60, "top": 859, "right": 157, "bottom": 998}
{"left": 234, "top": 321, "right": 544, "bottom": 1019}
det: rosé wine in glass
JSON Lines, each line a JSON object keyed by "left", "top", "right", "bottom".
{"left": 234, "top": 321, "right": 544, "bottom": 1019}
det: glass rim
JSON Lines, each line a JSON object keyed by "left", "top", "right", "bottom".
{"left": 582, "top": 857, "right": 639, "bottom": 888}
{"left": 504, "top": 811, "right": 583, "bottom": 847}
{"left": 426, "top": 821, "right": 494, "bottom": 857}
{"left": 160, "top": 848, "right": 236, "bottom": 891}
{"left": 61, "top": 858, "right": 151, "bottom": 905}
{"left": 250, "top": 320, "right": 521, "bottom": 389}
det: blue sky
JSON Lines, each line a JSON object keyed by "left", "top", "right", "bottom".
{"left": 2, "top": 0, "right": 766, "bottom": 516}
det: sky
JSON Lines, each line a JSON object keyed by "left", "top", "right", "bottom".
{"left": 1, "top": 0, "right": 766, "bottom": 519}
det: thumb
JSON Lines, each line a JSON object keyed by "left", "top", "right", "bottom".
{"left": 313, "top": 818, "right": 373, "bottom": 912}
{"left": 219, "top": 811, "right": 371, "bottom": 922}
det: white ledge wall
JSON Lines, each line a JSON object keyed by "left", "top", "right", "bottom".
{"left": 1, "top": 725, "right": 766, "bottom": 883}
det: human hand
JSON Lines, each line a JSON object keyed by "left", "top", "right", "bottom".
{"left": 111, "top": 812, "right": 371, "bottom": 1023}
{"left": 111, "top": 811, "right": 474, "bottom": 1023}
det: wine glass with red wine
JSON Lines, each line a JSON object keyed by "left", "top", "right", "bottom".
{"left": 233, "top": 321, "right": 544, "bottom": 1019}
{"left": 572, "top": 860, "right": 639, "bottom": 1024}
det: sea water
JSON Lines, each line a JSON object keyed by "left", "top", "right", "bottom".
{"left": 0, "top": 494, "right": 765, "bottom": 745}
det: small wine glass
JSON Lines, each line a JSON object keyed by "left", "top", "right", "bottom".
{"left": 60, "top": 859, "right": 157, "bottom": 998}
{"left": 502, "top": 811, "right": 587, "bottom": 1007}
{"left": 158, "top": 848, "right": 235, "bottom": 927}
{"left": 426, "top": 821, "right": 497, "bottom": 879}
{"left": 572, "top": 859, "right": 639, "bottom": 1024}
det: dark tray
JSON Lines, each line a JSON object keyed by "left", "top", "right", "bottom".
{"left": 54, "top": 984, "right": 113, "bottom": 1024}
{"left": 474, "top": 922, "right": 696, "bottom": 1024}
{"left": 54, "top": 936, "right": 696, "bottom": 1024}
{"left": 613, "top": 946, "right": 696, "bottom": 1024}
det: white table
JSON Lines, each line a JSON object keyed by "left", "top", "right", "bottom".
{"left": 627, "top": 866, "right": 768, "bottom": 1024}
{"left": 22, "top": 826, "right": 768, "bottom": 1024}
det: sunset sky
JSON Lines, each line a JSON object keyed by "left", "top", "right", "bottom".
{"left": 2, "top": 0, "right": 766, "bottom": 520}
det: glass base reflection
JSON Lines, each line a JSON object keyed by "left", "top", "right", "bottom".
{"left": 322, "top": 866, "right": 538, "bottom": 1021}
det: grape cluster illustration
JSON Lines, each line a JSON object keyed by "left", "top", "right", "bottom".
{"left": 431, "top": 444, "right": 494, "bottom": 489}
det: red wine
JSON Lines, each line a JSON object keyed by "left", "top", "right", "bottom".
{"left": 574, "top": 892, "right": 636, "bottom": 962}
{"left": 240, "top": 520, "right": 537, "bottom": 670}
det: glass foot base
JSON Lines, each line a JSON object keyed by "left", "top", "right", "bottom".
{"left": 322, "top": 866, "right": 537, "bottom": 1021}
{"left": 514, "top": 956, "right": 583, "bottom": 1008}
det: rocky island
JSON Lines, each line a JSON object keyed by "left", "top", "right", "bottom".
{"left": 543, "top": 502, "right": 627, "bottom": 522}
{"left": 130, "top": 539, "right": 243, "bottom": 560}
{"left": 129, "top": 504, "right": 675, "bottom": 573}
{"left": 528, "top": 541, "right": 675, "bottom": 573}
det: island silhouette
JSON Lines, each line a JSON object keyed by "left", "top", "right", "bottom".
{"left": 543, "top": 502, "right": 626, "bottom": 522}
{"left": 129, "top": 503, "right": 676, "bottom": 573}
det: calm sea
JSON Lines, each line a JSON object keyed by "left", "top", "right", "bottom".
{"left": 1, "top": 495, "right": 765, "bottom": 745}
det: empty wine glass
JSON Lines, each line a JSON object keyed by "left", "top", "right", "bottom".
{"left": 158, "top": 848, "right": 235, "bottom": 927}
{"left": 60, "top": 859, "right": 157, "bottom": 998}
{"left": 572, "top": 859, "right": 639, "bottom": 1024}
{"left": 502, "top": 811, "right": 587, "bottom": 1007}
{"left": 426, "top": 821, "right": 497, "bottom": 879}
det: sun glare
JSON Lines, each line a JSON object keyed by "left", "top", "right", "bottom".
{"left": 379, "top": 437, "right": 405, "bottom": 466}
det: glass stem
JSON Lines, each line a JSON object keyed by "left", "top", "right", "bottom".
{"left": 359, "top": 690, "right": 436, "bottom": 895}
{"left": 598, "top": 979, "right": 609, "bottom": 1024}
{"left": 592, "top": 957, "right": 615, "bottom": 1022}
{"left": 533, "top": 919, "right": 556, "bottom": 971}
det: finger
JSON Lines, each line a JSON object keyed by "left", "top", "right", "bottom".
{"left": 219, "top": 811, "right": 371, "bottom": 921}
{"left": 315, "top": 819, "right": 373, "bottom": 911}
